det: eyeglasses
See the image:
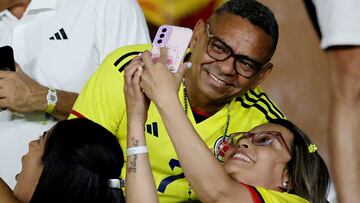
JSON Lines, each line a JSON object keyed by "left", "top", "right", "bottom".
{"left": 205, "top": 23, "right": 268, "bottom": 79}
{"left": 228, "top": 131, "right": 291, "bottom": 154}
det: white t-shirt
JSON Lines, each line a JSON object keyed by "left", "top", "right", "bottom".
{"left": 311, "top": 0, "right": 360, "bottom": 49}
{"left": 0, "top": 0, "right": 150, "bottom": 188}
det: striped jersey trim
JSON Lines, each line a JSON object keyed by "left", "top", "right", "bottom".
{"left": 248, "top": 89, "right": 284, "bottom": 118}
{"left": 236, "top": 91, "right": 284, "bottom": 121}
{"left": 114, "top": 51, "right": 142, "bottom": 72}
{"left": 70, "top": 110, "right": 86, "bottom": 118}
{"left": 241, "top": 183, "right": 265, "bottom": 203}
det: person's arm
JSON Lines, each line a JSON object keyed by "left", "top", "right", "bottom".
{"left": 124, "top": 55, "right": 158, "bottom": 203}
{"left": 0, "top": 64, "right": 77, "bottom": 120}
{"left": 326, "top": 46, "right": 360, "bottom": 203}
{"left": 139, "top": 51, "right": 252, "bottom": 203}
{"left": 0, "top": 178, "right": 20, "bottom": 203}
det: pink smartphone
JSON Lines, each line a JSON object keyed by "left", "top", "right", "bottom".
{"left": 151, "top": 25, "right": 193, "bottom": 73}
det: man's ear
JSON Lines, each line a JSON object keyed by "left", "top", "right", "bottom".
{"left": 189, "top": 19, "right": 206, "bottom": 50}
{"left": 250, "top": 63, "right": 273, "bottom": 89}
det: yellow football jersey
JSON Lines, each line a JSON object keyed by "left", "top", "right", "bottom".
{"left": 70, "top": 44, "right": 285, "bottom": 202}
{"left": 242, "top": 183, "right": 309, "bottom": 203}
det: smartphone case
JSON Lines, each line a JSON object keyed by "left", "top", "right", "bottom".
{"left": 151, "top": 25, "right": 193, "bottom": 73}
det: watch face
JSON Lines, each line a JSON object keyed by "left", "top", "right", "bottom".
{"left": 49, "top": 95, "right": 57, "bottom": 102}
{"left": 47, "top": 89, "right": 58, "bottom": 104}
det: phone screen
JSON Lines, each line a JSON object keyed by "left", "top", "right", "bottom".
{"left": 0, "top": 46, "right": 16, "bottom": 71}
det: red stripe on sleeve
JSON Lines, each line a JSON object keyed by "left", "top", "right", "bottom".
{"left": 70, "top": 110, "right": 86, "bottom": 118}
{"left": 241, "top": 183, "right": 263, "bottom": 203}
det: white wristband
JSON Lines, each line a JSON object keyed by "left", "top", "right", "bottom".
{"left": 127, "top": 146, "right": 148, "bottom": 156}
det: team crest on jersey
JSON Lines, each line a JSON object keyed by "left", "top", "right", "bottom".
{"left": 213, "top": 136, "right": 230, "bottom": 162}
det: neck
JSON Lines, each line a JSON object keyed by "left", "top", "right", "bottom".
{"left": 8, "top": 0, "right": 30, "bottom": 19}
{"left": 184, "top": 79, "right": 228, "bottom": 116}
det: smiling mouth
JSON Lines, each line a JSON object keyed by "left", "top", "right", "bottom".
{"left": 208, "top": 72, "right": 231, "bottom": 86}
{"left": 232, "top": 152, "right": 254, "bottom": 163}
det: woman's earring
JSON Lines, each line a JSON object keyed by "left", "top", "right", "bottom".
{"left": 282, "top": 182, "right": 288, "bottom": 188}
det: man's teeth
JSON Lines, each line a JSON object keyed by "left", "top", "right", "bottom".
{"left": 209, "top": 73, "right": 226, "bottom": 85}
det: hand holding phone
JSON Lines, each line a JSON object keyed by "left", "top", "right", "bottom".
{"left": 151, "top": 25, "right": 193, "bottom": 73}
{"left": 0, "top": 46, "right": 16, "bottom": 72}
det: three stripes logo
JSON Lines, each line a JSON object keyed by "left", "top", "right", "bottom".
{"left": 49, "top": 28, "right": 68, "bottom": 40}
{"left": 146, "top": 122, "right": 158, "bottom": 137}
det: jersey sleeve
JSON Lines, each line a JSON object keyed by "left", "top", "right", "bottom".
{"left": 255, "top": 186, "right": 310, "bottom": 203}
{"left": 312, "top": 0, "right": 360, "bottom": 48}
{"left": 69, "top": 55, "right": 126, "bottom": 135}
{"left": 69, "top": 44, "right": 152, "bottom": 135}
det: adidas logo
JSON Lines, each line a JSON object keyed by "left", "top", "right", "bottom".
{"left": 146, "top": 122, "right": 158, "bottom": 137}
{"left": 49, "top": 28, "right": 68, "bottom": 40}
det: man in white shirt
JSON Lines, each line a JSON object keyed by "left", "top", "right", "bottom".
{"left": 304, "top": 1, "right": 360, "bottom": 202}
{"left": 0, "top": 0, "right": 150, "bottom": 188}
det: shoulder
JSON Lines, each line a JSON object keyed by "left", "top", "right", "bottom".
{"left": 233, "top": 86, "right": 285, "bottom": 121}
{"left": 254, "top": 186, "right": 309, "bottom": 203}
{"left": 99, "top": 44, "right": 152, "bottom": 72}
{"left": 103, "top": 43, "right": 152, "bottom": 72}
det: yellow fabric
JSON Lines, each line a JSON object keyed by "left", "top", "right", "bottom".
{"left": 70, "top": 44, "right": 285, "bottom": 202}
{"left": 256, "top": 186, "right": 309, "bottom": 203}
{"left": 138, "top": 0, "right": 227, "bottom": 25}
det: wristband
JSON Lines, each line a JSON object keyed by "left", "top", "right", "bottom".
{"left": 127, "top": 146, "right": 148, "bottom": 156}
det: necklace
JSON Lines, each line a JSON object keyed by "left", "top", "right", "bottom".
{"left": 182, "top": 80, "right": 231, "bottom": 138}
{"left": 182, "top": 80, "right": 231, "bottom": 201}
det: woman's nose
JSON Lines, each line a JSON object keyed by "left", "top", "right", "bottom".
{"left": 237, "top": 138, "right": 251, "bottom": 149}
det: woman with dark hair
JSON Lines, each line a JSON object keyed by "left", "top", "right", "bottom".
{"left": 0, "top": 118, "right": 125, "bottom": 203}
{"left": 124, "top": 50, "right": 330, "bottom": 202}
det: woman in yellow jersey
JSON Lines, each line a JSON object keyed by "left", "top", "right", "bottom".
{"left": 124, "top": 51, "right": 330, "bottom": 203}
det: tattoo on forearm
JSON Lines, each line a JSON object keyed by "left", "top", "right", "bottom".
{"left": 128, "top": 138, "right": 139, "bottom": 173}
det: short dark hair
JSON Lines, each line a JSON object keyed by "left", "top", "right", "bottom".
{"left": 30, "top": 118, "right": 125, "bottom": 203}
{"left": 215, "top": 0, "right": 279, "bottom": 56}
{"left": 269, "top": 119, "right": 330, "bottom": 203}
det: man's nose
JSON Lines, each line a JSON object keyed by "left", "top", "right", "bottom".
{"left": 217, "top": 56, "right": 236, "bottom": 75}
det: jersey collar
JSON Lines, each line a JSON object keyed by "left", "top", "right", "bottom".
{"left": 27, "top": 0, "right": 60, "bottom": 12}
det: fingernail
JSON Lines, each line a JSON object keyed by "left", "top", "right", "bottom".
{"left": 138, "top": 66, "right": 143, "bottom": 71}
{"left": 138, "top": 53, "right": 142, "bottom": 56}
{"left": 186, "top": 62, "right": 192, "bottom": 69}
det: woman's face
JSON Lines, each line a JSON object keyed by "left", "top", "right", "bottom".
{"left": 14, "top": 132, "right": 47, "bottom": 203}
{"left": 223, "top": 123, "right": 293, "bottom": 191}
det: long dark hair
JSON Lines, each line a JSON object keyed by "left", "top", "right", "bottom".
{"left": 269, "top": 119, "right": 330, "bottom": 203}
{"left": 30, "top": 118, "right": 125, "bottom": 203}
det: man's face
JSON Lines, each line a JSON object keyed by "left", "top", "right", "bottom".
{"left": 187, "top": 13, "right": 274, "bottom": 104}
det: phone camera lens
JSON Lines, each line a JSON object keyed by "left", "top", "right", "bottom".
{"left": 160, "top": 34, "right": 165, "bottom": 38}
{"left": 162, "top": 28, "right": 167, "bottom": 32}
{"left": 157, "top": 39, "right": 162, "bottom": 44}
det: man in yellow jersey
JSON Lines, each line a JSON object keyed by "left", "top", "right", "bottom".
{"left": 70, "top": 0, "right": 285, "bottom": 202}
